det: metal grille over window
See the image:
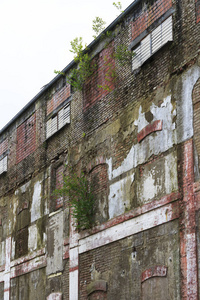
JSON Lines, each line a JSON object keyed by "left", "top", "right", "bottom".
{"left": 0, "top": 156, "right": 7, "bottom": 174}
{"left": 132, "top": 16, "right": 173, "bottom": 70}
{"left": 46, "top": 103, "right": 70, "bottom": 139}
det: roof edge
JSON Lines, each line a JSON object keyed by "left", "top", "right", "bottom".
{"left": 0, "top": 0, "right": 140, "bottom": 135}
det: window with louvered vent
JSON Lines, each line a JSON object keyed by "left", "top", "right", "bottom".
{"left": 0, "top": 156, "right": 7, "bottom": 174}
{"left": 46, "top": 103, "right": 70, "bottom": 139}
{"left": 132, "top": 16, "right": 173, "bottom": 70}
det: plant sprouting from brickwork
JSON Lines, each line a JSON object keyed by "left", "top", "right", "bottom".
{"left": 55, "top": 37, "right": 96, "bottom": 91}
{"left": 53, "top": 169, "right": 95, "bottom": 230}
{"left": 92, "top": 17, "right": 106, "bottom": 39}
{"left": 97, "top": 53, "right": 117, "bottom": 92}
{"left": 115, "top": 44, "right": 135, "bottom": 66}
{"left": 54, "top": 1, "right": 133, "bottom": 92}
{"left": 113, "top": 2, "right": 123, "bottom": 13}
{"left": 68, "top": 38, "right": 96, "bottom": 91}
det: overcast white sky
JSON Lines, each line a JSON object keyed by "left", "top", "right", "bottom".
{"left": 0, "top": 0, "right": 133, "bottom": 130}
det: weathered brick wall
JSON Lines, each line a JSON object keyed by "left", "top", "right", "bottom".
{"left": 47, "top": 83, "right": 71, "bottom": 116}
{"left": 62, "top": 259, "right": 69, "bottom": 300}
{"left": 16, "top": 113, "right": 36, "bottom": 164}
{"left": 0, "top": 0, "right": 199, "bottom": 299}
{"left": 131, "top": 0, "right": 172, "bottom": 40}
{"left": 79, "top": 221, "right": 180, "bottom": 300}
{"left": 83, "top": 42, "right": 115, "bottom": 110}
{"left": 90, "top": 164, "right": 109, "bottom": 224}
{"left": 10, "top": 268, "right": 46, "bottom": 300}
{"left": 196, "top": 0, "right": 200, "bottom": 23}
{"left": 193, "top": 77, "right": 200, "bottom": 180}
{"left": 0, "top": 138, "right": 8, "bottom": 157}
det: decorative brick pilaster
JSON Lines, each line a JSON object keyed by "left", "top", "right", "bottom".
{"left": 179, "top": 139, "right": 198, "bottom": 299}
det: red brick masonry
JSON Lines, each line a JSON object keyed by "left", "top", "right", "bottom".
{"left": 137, "top": 120, "right": 162, "bottom": 143}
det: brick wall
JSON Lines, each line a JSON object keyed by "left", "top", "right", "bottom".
{"left": 131, "top": 0, "right": 172, "bottom": 41}
{"left": 196, "top": 0, "right": 200, "bottom": 23}
{"left": 47, "top": 84, "right": 71, "bottom": 116}
{"left": 193, "top": 77, "right": 200, "bottom": 180}
{"left": 16, "top": 114, "right": 36, "bottom": 164}
{"left": 90, "top": 164, "right": 109, "bottom": 224}
{"left": 79, "top": 221, "right": 180, "bottom": 300}
{"left": 15, "top": 227, "right": 28, "bottom": 258}
{"left": 83, "top": 42, "right": 115, "bottom": 110}
{"left": 0, "top": 138, "right": 8, "bottom": 157}
{"left": 62, "top": 259, "right": 69, "bottom": 300}
{"left": 55, "top": 164, "right": 64, "bottom": 209}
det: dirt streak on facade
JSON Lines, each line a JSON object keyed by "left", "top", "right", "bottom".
{"left": 0, "top": 0, "right": 200, "bottom": 299}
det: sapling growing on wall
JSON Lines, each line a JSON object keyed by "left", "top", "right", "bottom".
{"left": 92, "top": 17, "right": 106, "bottom": 39}
{"left": 53, "top": 169, "right": 95, "bottom": 230}
{"left": 54, "top": 1, "right": 133, "bottom": 92}
{"left": 113, "top": 1, "right": 123, "bottom": 13}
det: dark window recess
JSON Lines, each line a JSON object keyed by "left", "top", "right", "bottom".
{"left": 15, "top": 227, "right": 28, "bottom": 258}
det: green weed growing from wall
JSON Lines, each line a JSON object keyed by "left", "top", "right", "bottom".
{"left": 53, "top": 169, "right": 95, "bottom": 230}
{"left": 54, "top": 2, "right": 134, "bottom": 92}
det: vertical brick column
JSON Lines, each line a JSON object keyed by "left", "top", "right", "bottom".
{"left": 196, "top": 0, "right": 200, "bottom": 23}
{"left": 180, "top": 139, "right": 198, "bottom": 299}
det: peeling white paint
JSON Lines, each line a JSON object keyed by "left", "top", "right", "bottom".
{"left": 107, "top": 96, "right": 176, "bottom": 177}
{"left": 106, "top": 96, "right": 177, "bottom": 214}
{"left": 31, "top": 181, "right": 42, "bottom": 223}
{"left": 69, "top": 247, "right": 79, "bottom": 269}
{"left": 69, "top": 269, "right": 78, "bottom": 300}
{"left": 47, "top": 292, "right": 62, "bottom": 300}
{"left": 15, "top": 181, "right": 31, "bottom": 195}
{"left": 0, "top": 241, "right": 5, "bottom": 266}
{"left": 28, "top": 224, "right": 38, "bottom": 252}
{"left": 164, "top": 152, "right": 178, "bottom": 194}
{"left": 137, "top": 152, "right": 178, "bottom": 204}
{"left": 143, "top": 174, "right": 157, "bottom": 201}
{"left": 176, "top": 66, "right": 200, "bottom": 143}
{"left": 109, "top": 174, "right": 134, "bottom": 218}
{"left": 46, "top": 211, "right": 63, "bottom": 275}
{"left": 11, "top": 238, "right": 15, "bottom": 261}
{"left": 79, "top": 203, "right": 178, "bottom": 254}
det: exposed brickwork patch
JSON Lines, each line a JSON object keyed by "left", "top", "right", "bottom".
{"left": 0, "top": 138, "right": 8, "bottom": 157}
{"left": 132, "top": 0, "right": 172, "bottom": 41}
{"left": 137, "top": 120, "right": 162, "bottom": 142}
{"left": 83, "top": 42, "right": 115, "bottom": 110}
{"left": 192, "top": 77, "right": 200, "bottom": 180}
{"left": 16, "top": 114, "right": 36, "bottom": 164}
{"left": 141, "top": 265, "right": 167, "bottom": 282}
{"left": 47, "top": 84, "right": 71, "bottom": 116}
{"left": 196, "top": 0, "right": 200, "bottom": 23}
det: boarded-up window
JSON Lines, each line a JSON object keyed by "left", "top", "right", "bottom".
{"left": 55, "top": 165, "right": 64, "bottom": 209}
{"left": 0, "top": 156, "right": 7, "bottom": 174}
{"left": 15, "top": 227, "right": 28, "bottom": 258}
{"left": 16, "top": 114, "right": 36, "bottom": 163}
{"left": 141, "top": 277, "right": 169, "bottom": 300}
{"left": 46, "top": 103, "right": 70, "bottom": 139}
{"left": 83, "top": 42, "right": 115, "bottom": 110}
{"left": 132, "top": 16, "right": 173, "bottom": 70}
